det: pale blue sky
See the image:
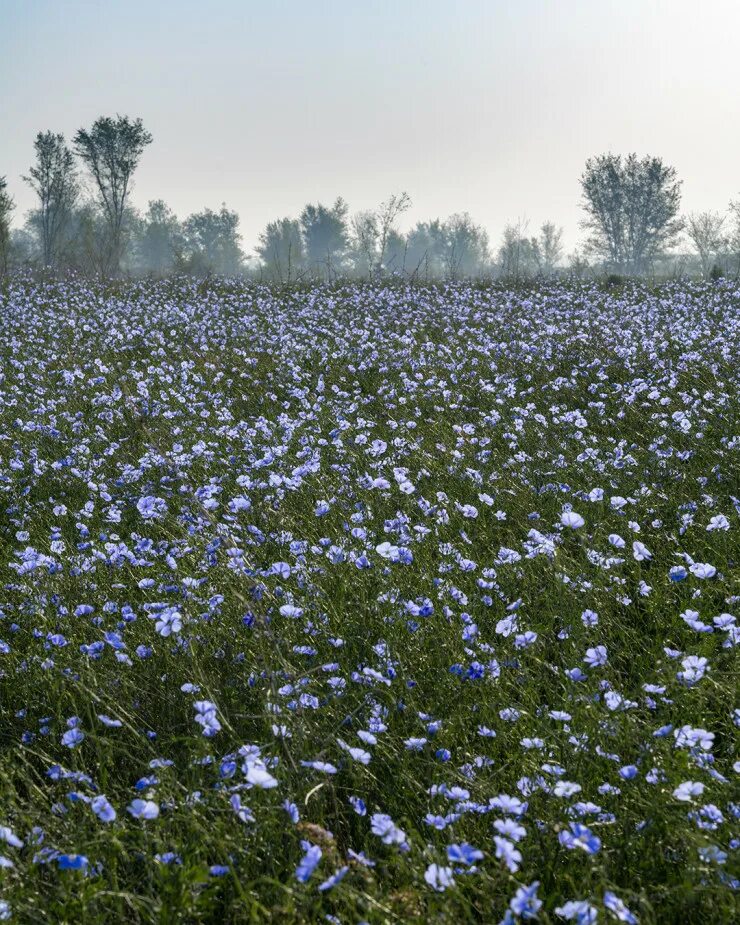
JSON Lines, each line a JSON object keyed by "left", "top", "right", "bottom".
{"left": 2, "top": 0, "right": 739, "bottom": 253}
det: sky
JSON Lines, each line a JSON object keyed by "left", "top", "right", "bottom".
{"left": 2, "top": 0, "right": 740, "bottom": 255}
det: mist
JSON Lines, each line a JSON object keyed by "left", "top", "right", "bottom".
{"left": 2, "top": 0, "right": 740, "bottom": 278}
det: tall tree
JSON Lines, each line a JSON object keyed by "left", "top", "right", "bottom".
{"left": 497, "top": 220, "right": 537, "bottom": 279}
{"left": 73, "top": 115, "right": 152, "bottom": 274}
{"left": 136, "top": 200, "right": 182, "bottom": 275}
{"left": 383, "top": 229, "right": 407, "bottom": 274}
{"left": 0, "top": 176, "right": 13, "bottom": 275}
{"left": 375, "top": 192, "right": 411, "bottom": 273}
{"left": 532, "top": 221, "right": 564, "bottom": 274}
{"left": 299, "top": 197, "right": 349, "bottom": 274}
{"left": 256, "top": 217, "right": 305, "bottom": 281}
{"left": 181, "top": 205, "right": 243, "bottom": 276}
{"left": 23, "top": 132, "right": 78, "bottom": 267}
{"left": 580, "top": 153, "right": 682, "bottom": 274}
{"left": 442, "top": 213, "right": 490, "bottom": 279}
{"left": 349, "top": 210, "right": 380, "bottom": 277}
{"left": 685, "top": 211, "right": 726, "bottom": 278}
{"left": 405, "top": 220, "right": 446, "bottom": 278}
{"left": 349, "top": 193, "right": 411, "bottom": 277}
{"left": 728, "top": 197, "right": 740, "bottom": 275}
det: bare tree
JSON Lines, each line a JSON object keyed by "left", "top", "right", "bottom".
{"left": 350, "top": 192, "right": 411, "bottom": 278}
{"left": 580, "top": 153, "right": 682, "bottom": 274}
{"left": 375, "top": 192, "right": 411, "bottom": 272}
{"left": 73, "top": 115, "right": 152, "bottom": 274}
{"left": 23, "top": 131, "right": 79, "bottom": 267}
{"left": 0, "top": 176, "right": 13, "bottom": 275}
{"left": 685, "top": 211, "right": 726, "bottom": 278}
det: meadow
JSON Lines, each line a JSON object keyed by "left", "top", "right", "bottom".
{"left": 0, "top": 275, "right": 737, "bottom": 924}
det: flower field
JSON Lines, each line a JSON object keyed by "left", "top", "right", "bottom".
{"left": 0, "top": 276, "right": 738, "bottom": 923}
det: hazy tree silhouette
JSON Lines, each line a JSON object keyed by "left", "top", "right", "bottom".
{"left": 441, "top": 213, "right": 490, "bottom": 279}
{"left": 257, "top": 217, "right": 305, "bottom": 281}
{"left": 23, "top": 132, "right": 79, "bottom": 267}
{"left": 0, "top": 176, "right": 13, "bottom": 275}
{"left": 685, "top": 212, "right": 726, "bottom": 278}
{"left": 136, "top": 200, "right": 182, "bottom": 275}
{"left": 532, "top": 221, "right": 564, "bottom": 274}
{"left": 405, "top": 220, "right": 446, "bottom": 279}
{"left": 180, "top": 205, "right": 243, "bottom": 276}
{"left": 73, "top": 115, "right": 152, "bottom": 274}
{"left": 580, "top": 153, "right": 682, "bottom": 274}
{"left": 299, "top": 198, "right": 349, "bottom": 274}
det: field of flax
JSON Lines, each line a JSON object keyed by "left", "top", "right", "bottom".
{"left": 0, "top": 276, "right": 738, "bottom": 924}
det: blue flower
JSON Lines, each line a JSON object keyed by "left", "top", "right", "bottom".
{"left": 61, "top": 728, "right": 84, "bottom": 748}
{"left": 136, "top": 496, "right": 167, "bottom": 520}
{"left": 127, "top": 799, "right": 159, "bottom": 820}
{"left": 447, "top": 842, "right": 483, "bottom": 866}
{"left": 57, "top": 854, "right": 89, "bottom": 871}
{"left": 295, "top": 844, "right": 322, "bottom": 883}
{"left": 155, "top": 608, "right": 182, "bottom": 637}
{"left": 91, "top": 795, "right": 116, "bottom": 823}
{"left": 424, "top": 863, "right": 455, "bottom": 891}
{"left": 559, "top": 823, "right": 601, "bottom": 854}
{"left": 318, "top": 865, "right": 349, "bottom": 891}
{"left": 554, "top": 899, "right": 598, "bottom": 923}
{"left": 603, "top": 891, "right": 638, "bottom": 923}
{"left": 370, "top": 813, "right": 406, "bottom": 845}
{"left": 509, "top": 881, "right": 542, "bottom": 919}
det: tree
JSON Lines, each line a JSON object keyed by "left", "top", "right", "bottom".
{"left": 567, "top": 249, "right": 591, "bottom": 279}
{"left": 375, "top": 192, "right": 411, "bottom": 273}
{"left": 532, "top": 221, "right": 564, "bottom": 274}
{"left": 23, "top": 131, "right": 78, "bottom": 267}
{"left": 383, "top": 228, "right": 407, "bottom": 274}
{"left": 180, "top": 205, "right": 243, "bottom": 276}
{"left": 256, "top": 217, "right": 305, "bottom": 281}
{"left": 9, "top": 226, "right": 37, "bottom": 266}
{"left": 349, "top": 210, "right": 380, "bottom": 277}
{"left": 73, "top": 115, "right": 152, "bottom": 274}
{"left": 350, "top": 193, "right": 411, "bottom": 277}
{"left": 58, "top": 202, "right": 114, "bottom": 276}
{"left": 405, "top": 220, "right": 446, "bottom": 278}
{"left": 728, "top": 197, "right": 740, "bottom": 276}
{"left": 441, "top": 213, "right": 490, "bottom": 279}
{"left": 685, "top": 211, "right": 726, "bottom": 278}
{"left": 0, "top": 176, "right": 13, "bottom": 275}
{"left": 580, "top": 153, "right": 682, "bottom": 274}
{"left": 299, "top": 197, "right": 349, "bottom": 274}
{"left": 497, "top": 220, "right": 537, "bottom": 279}
{"left": 135, "top": 200, "right": 182, "bottom": 275}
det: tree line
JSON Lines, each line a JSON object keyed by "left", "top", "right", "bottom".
{"left": 2, "top": 115, "right": 740, "bottom": 280}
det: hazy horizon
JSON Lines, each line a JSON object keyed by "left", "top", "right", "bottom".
{"left": 3, "top": 0, "right": 740, "bottom": 256}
